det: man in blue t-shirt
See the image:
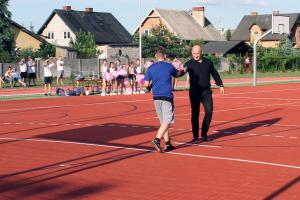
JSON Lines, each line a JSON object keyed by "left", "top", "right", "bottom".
{"left": 144, "top": 46, "right": 182, "bottom": 153}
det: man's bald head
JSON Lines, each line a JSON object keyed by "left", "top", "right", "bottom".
{"left": 191, "top": 45, "right": 203, "bottom": 61}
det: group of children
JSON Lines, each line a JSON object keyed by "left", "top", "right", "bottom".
{"left": 100, "top": 58, "right": 153, "bottom": 96}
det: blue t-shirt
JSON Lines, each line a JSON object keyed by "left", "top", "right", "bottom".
{"left": 144, "top": 61, "right": 177, "bottom": 99}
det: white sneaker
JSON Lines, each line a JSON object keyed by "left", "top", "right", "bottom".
{"left": 133, "top": 91, "right": 137, "bottom": 94}
{"left": 101, "top": 93, "right": 106, "bottom": 96}
{"left": 140, "top": 91, "right": 145, "bottom": 94}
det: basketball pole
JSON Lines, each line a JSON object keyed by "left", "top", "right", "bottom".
{"left": 139, "top": 0, "right": 142, "bottom": 63}
{"left": 253, "top": 29, "right": 272, "bottom": 86}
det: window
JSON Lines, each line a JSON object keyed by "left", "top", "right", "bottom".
{"left": 144, "top": 29, "right": 149, "bottom": 37}
{"left": 64, "top": 32, "right": 71, "bottom": 39}
{"left": 47, "top": 32, "right": 54, "bottom": 39}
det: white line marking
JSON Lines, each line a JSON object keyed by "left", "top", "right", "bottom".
{"left": 50, "top": 123, "right": 58, "bottom": 126}
{"left": 213, "top": 130, "right": 219, "bottom": 133}
{"left": 73, "top": 124, "right": 81, "bottom": 126}
{"left": 1, "top": 87, "right": 299, "bottom": 113}
{"left": 275, "top": 136, "right": 284, "bottom": 138}
{"left": 0, "top": 137, "right": 299, "bottom": 170}
{"left": 85, "top": 124, "right": 93, "bottom": 126}
{"left": 288, "top": 137, "right": 298, "bottom": 139}
{"left": 177, "top": 128, "right": 186, "bottom": 131}
{"left": 262, "top": 135, "right": 271, "bottom": 137}
{"left": 15, "top": 122, "right": 23, "bottom": 125}
{"left": 3, "top": 122, "right": 11, "bottom": 125}
{"left": 174, "top": 141, "right": 221, "bottom": 149}
{"left": 64, "top": 124, "right": 71, "bottom": 126}
{"left": 249, "top": 134, "right": 257, "bottom": 136}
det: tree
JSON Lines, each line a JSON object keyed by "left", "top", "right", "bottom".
{"left": 0, "top": 0, "right": 15, "bottom": 62}
{"left": 134, "top": 24, "right": 189, "bottom": 58}
{"left": 70, "top": 32, "right": 99, "bottom": 59}
{"left": 225, "top": 29, "right": 232, "bottom": 41}
{"left": 35, "top": 42, "right": 55, "bottom": 58}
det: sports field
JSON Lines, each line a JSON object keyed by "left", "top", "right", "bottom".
{"left": 1, "top": 82, "right": 300, "bottom": 199}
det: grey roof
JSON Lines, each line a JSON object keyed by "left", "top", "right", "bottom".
{"left": 38, "top": 9, "right": 132, "bottom": 45}
{"left": 202, "top": 41, "right": 252, "bottom": 55}
{"left": 231, "top": 13, "right": 300, "bottom": 41}
{"left": 154, "top": 9, "right": 223, "bottom": 41}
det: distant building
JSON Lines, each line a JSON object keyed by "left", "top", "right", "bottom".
{"left": 231, "top": 11, "right": 300, "bottom": 48}
{"left": 8, "top": 18, "right": 46, "bottom": 50}
{"left": 135, "top": 7, "right": 223, "bottom": 42}
{"left": 37, "top": 6, "right": 138, "bottom": 59}
{"left": 202, "top": 41, "right": 252, "bottom": 56}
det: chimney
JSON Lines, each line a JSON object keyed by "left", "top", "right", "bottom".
{"left": 63, "top": 6, "right": 71, "bottom": 11}
{"left": 192, "top": 7, "right": 205, "bottom": 27}
{"left": 251, "top": 12, "right": 258, "bottom": 16}
{"left": 85, "top": 8, "right": 93, "bottom": 13}
{"left": 273, "top": 11, "right": 280, "bottom": 15}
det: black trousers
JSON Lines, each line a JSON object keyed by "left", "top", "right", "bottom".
{"left": 189, "top": 89, "right": 213, "bottom": 139}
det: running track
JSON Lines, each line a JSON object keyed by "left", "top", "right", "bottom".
{"left": 1, "top": 83, "right": 300, "bottom": 199}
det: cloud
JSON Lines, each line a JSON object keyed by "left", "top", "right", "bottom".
{"left": 242, "top": 0, "right": 269, "bottom": 7}
{"left": 192, "top": 0, "right": 223, "bottom": 6}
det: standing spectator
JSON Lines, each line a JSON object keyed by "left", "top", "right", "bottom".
{"left": 128, "top": 61, "right": 137, "bottom": 94}
{"left": 109, "top": 62, "right": 117, "bottom": 95}
{"left": 4, "top": 67, "right": 13, "bottom": 88}
{"left": 56, "top": 56, "right": 64, "bottom": 86}
{"left": 19, "top": 58, "right": 27, "bottom": 83}
{"left": 135, "top": 58, "right": 145, "bottom": 94}
{"left": 183, "top": 45, "right": 225, "bottom": 143}
{"left": 100, "top": 59, "right": 108, "bottom": 96}
{"left": 27, "top": 57, "right": 37, "bottom": 86}
{"left": 12, "top": 68, "right": 26, "bottom": 87}
{"left": 43, "top": 59, "right": 55, "bottom": 96}
{"left": 244, "top": 55, "right": 251, "bottom": 73}
{"left": 115, "top": 59, "right": 124, "bottom": 95}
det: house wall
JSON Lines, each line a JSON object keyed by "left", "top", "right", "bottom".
{"left": 295, "top": 26, "right": 300, "bottom": 48}
{"left": 260, "top": 41, "right": 280, "bottom": 48}
{"left": 138, "top": 10, "right": 174, "bottom": 36}
{"left": 250, "top": 25, "right": 263, "bottom": 44}
{"left": 41, "top": 13, "right": 75, "bottom": 47}
{"left": 11, "top": 26, "right": 42, "bottom": 50}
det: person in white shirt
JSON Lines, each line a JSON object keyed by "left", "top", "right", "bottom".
{"left": 56, "top": 56, "right": 64, "bottom": 86}
{"left": 100, "top": 59, "right": 108, "bottom": 96}
{"left": 19, "top": 58, "right": 27, "bottom": 83}
{"left": 27, "top": 56, "right": 36, "bottom": 86}
{"left": 43, "top": 59, "right": 55, "bottom": 96}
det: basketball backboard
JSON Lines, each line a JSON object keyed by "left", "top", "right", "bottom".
{"left": 272, "top": 15, "right": 290, "bottom": 34}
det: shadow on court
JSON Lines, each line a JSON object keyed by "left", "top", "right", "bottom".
{"left": 263, "top": 176, "right": 300, "bottom": 200}
{"left": 0, "top": 123, "right": 158, "bottom": 196}
{"left": 212, "top": 118, "right": 282, "bottom": 140}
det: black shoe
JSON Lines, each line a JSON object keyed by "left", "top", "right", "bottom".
{"left": 44, "top": 93, "right": 48, "bottom": 96}
{"left": 164, "top": 144, "right": 175, "bottom": 152}
{"left": 201, "top": 136, "right": 213, "bottom": 142}
{"left": 190, "top": 138, "right": 200, "bottom": 144}
{"left": 151, "top": 139, "right": 162, "bottom": 153}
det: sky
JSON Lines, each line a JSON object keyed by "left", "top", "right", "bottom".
{"left": 8, "top": 0, "right": 300, "bottom": 34}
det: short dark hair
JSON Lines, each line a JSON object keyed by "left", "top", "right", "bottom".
{"left": 156, "top": 46, "right": 166, "bottom": 56}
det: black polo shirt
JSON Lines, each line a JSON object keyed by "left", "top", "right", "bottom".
{"left": 184, "top": 58, "right": 223, "bottom": 90}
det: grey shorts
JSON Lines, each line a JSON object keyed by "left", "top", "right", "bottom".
{"left": 57, "top": 70, "right": 64, "bottom": 78}
{"left": 154, "top": 100, "right": 174, "bottom": 124}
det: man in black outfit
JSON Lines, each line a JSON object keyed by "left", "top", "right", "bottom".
{"left": 184, "top": 45, "right": 225, "bottom": 143}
